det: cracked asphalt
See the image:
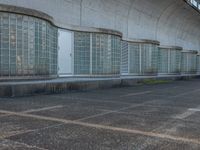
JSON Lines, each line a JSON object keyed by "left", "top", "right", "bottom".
{"left": 0, "top": 79, "right": 200, "bottom": 150}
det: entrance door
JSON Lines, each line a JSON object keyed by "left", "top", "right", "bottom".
{"left": 58, "top": 29, "right": 73, "bottom": 76}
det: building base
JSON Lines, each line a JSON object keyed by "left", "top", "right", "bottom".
{"left": 0, "top": 74, "right": 199, "bottom": 97}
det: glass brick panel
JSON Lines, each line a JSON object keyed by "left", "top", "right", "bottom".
{"left": 92, "top": 33, "right": 121, "bottom": 75}
{"left": 74, "top": 32, "right": 121, "bottom": 76}
{"left": 74, "top": 32, "right": 90, "bottom": 75}
{"left": 141, "top": 44, "right": 158, "bottom": 75}
{"left": 197, "top": 55, "right": 200, "bottom": 74}
{"left": 129, "top": 43, "right": 140, "bottom": 74}
{"left": 181, "top": 52, "right": 197, "bottom": 74}
{"left": 0, "top": 12, "right": 58, "bottom": 77}
{"left": 159, "top": 48, "right": 169, "bottom": 74}
{"left": 121, "top": 41, "right": 128, "bottom": 74}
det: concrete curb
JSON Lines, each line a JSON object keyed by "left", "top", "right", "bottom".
{"left": 0, "top": 75, "right": 199, "bottom": 97}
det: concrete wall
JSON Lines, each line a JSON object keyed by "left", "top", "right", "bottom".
{"left": 0, "top": 0, "right": 199, "bottom": 50}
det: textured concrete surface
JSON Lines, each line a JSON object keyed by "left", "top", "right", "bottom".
{"left": 0, "top": 0, "right": 199, "bottom": 50}
{"left": 0, "top": 79, "right": 200, "bottom": 149}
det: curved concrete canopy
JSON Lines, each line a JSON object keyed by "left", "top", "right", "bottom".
{"left": 122, "top": 38, "right": 160, "bottom": 45}
{"left": 0, "top": 0, "right": 199, "bottom": 50}
{"left": 158, "top": 45, "right": 183, "bottom": 50}
{"left": 0, "top": 4, "right": 54, "bottom": 23}
{"left": 182, "top": 50, "right": 198, "bottom": 54}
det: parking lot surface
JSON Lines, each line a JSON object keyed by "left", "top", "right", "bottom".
{"left": 0, "top": 79, "right": 200, "bottom": 150}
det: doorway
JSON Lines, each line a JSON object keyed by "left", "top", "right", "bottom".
{"left": 58, "top": 29, "right": 73, "bottom": 76}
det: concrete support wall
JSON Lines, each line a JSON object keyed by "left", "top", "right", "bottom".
{"left": 0, "top": 0, "right": 199, "bottom": 50}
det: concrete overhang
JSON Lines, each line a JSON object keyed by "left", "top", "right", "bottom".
{"left": 122, "top": 38, "right": 160, "bottom": 45}
{"left": 0, "top": 0, "right": 199, "bottom": 50}
{"left": 181, "top": 50, "right": 198, "bottom": 54}
{"left": 0, "top": 4, "right": 54, "bottom": 24}
{"left": 65, "top": 26, "right": 123, "bottom": 37}
{"left": 158, "top": 45, "right": 183, "bottom": 50}
{"left": 0, "top": 4, "right": 123, "bottom": 37}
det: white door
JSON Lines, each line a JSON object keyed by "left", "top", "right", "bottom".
{"left": 58, "top": 29, "right": 73, "bottom": 76}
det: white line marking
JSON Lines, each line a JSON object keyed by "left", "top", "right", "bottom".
{"left": 0, "top": 110, "right": 200, "bottom": 145}
{"left": 188, "top": 108, "right": 200, "bottom": 112}
{"left": 77, "top": 103, "right": 144, "bottom": 121}
{"left": 155, "top": 86, "right": 179, "bottom": 91}
{"left": 174, "top": 110, "right": 195, "bottom": 119}
{"left": 171, "top": 89, "right": 200, "bottom": 98}
{"left": 120, "top": 91, "right": 152, "bottom": 97}
{"left": 23, "top": 105, "right": 64, "bottom": 113}
{"left": 77, "top": 99, "right": 163, "bottom": 121}
{"left": 174, "top": 106, "right": 200, "bottom": 119}
{"left": 51, "top": 95, "right": 132, "bottom": 105}
{"left": 5, "top": 139, "right": 48, "bottom": 150}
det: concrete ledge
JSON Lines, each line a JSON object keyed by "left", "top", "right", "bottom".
{"left": 0, "top": 4, "right": 54, "bottom": 24}
{"left": 0, "top": 75, "right": 199, "bottom": 97}
{"left": 158, "top": 45, "right": 183, "bottom": 50}
{"left": 122, "top": 38, "right": 160, "bottom": 45}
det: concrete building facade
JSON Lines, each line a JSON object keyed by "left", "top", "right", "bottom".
{"left": 0, "top": 0, "right": 199, "bottom": 78}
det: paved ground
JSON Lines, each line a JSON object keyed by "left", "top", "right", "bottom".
{"left": 0, "top": 79, "right": 200, "bottom": 150}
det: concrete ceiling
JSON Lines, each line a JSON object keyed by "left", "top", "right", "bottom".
{"left": 0, "top": 0, "right": 199, "bottom": 50}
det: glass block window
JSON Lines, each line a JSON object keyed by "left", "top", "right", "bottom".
{"left": 175, "top": 50, "right": 181, "bottom": 73}
{"left": 181, "top": 52, "right": 197, "bottom": 74}
{"left": 92, "top": 33, "right": 110, "bottom": 74}
{"left": 158, "top": 48, "right": 181, "bottom": 74}
{"left": 170, "top": 50, "right": 177, "bottom": 73}
{"left": 121, "top": 42, "right": 158, "bottom": 76}
{"left": 111, "top": 35, "right": 121, "bottom": 75}
{"left": 74, "top": 32, "right": 121, "bottom": 76}
{"left": 190, "top": 53, "right": 197, "bottom": 73}
{"left": 197, "top": 55, "right": 200, "bottom": 74}
{"left": 121, "top": 41, "right": 128, "bottom": 74}
{"left": 181, "top": 53, "right": 188, "bottom": 74}
{"left": 92, "top": 33, "right": 121, "bottom": 75}
{"left": 129, "top": 43, "right": 140, "bottom": 74}
{"left": 140, "top": 44, "right": 158, "bottom": 75}
{"left": 158, "top": 48, "right": 169, "bottom": 74}
{"left": 151, "top": 45, "right": 159, "bottom": 73}
{"left": 74, "top": 32, "right": 90, "bottom": 75}
{"left": 0, "top": 12, "right": 58, "bottom": 77}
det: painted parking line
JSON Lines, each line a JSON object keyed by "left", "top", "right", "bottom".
{"left": 188, "top": 108, "right": 200, "bottom": 112}
{"left": 174, "top": 106, "right": 200, "bottom": 119}
{"left": 151, "top": 88, "right": 200, "bottom": 99}
{"left": 0, "top": 123, "right": 63, "bottom": 140}
{"left": 0, "top": 110, "right": 200, "bottom": 145}
{"left": 51, "top": 95, "right": 132, "bottom": 105}
{"left": 2, "top": 139, "right": 48, "bottom": 150}
{"left": 0, "top": 105, "right": 64, "bottom": 118}
{"left": 120, "top": 91, "right": 152, "bottom": 97}
{"left": 23, "top": 105, "right": 64, "bottom": 113}
{"left": 171, "top": 89, "right": 200, "bottom": 98}
{"left": 77, "top": 99, "right": 163, "bottom": 121}
{"left": 174, "top": 110, "right": 196, "bottom": 119}
{"left": 153, "top": 86, "right": 180, "bottom": 92}
{"left": 76, "top": 103, "right": 145, "bottom": 121}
